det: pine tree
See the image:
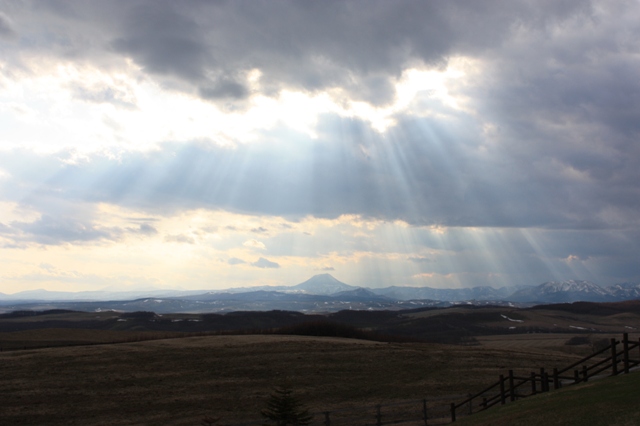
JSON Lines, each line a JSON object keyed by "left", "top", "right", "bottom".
{"left": 261, "top": 386, "right": 313, "bottom": 426}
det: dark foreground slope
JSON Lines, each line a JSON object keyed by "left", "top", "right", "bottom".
{"left": 457, "top": 371, "right": 640, "bottom": 426}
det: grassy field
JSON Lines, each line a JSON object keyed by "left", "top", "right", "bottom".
{"left": 0, "top": 333, "right": 587, "bottom": 425}
{"left": 456, "top": 370, "right": 640, "bottom": 426}
{"left": 2, "top": 304, "right": 638, "bottom": 425}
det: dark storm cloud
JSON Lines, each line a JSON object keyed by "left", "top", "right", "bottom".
{"left": 2, "top": 0, "right": 593, "bottom": 105}
{"left": 110, "top": 2, "right": 211, "bottom": 82}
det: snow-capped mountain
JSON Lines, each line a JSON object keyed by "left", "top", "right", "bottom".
{"left": 607, "top": 283, "right": 640, "bottom": 300}
{"left": 509, "top": 280, "right": 616, "bottom": 303}
{"left": 372, "top": 285, "right": 513, "bottom": 302}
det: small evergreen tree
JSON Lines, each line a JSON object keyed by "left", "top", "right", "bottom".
{"left": 261, "top": 386, "right": 313, "bottom": 426}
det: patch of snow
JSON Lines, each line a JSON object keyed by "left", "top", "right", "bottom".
{"left": 569, "top": 326, "right": 587, "bottom": 330}
{"left": 501, "top": 314, "right": 524, "bottom": 323}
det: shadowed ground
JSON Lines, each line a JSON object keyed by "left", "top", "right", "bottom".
{"left": 0, "top": 334, "right": 583, "bottom": 425}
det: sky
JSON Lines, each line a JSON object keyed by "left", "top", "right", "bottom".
{"left": 1, "top": 0, "right": 640, "bottom": 294}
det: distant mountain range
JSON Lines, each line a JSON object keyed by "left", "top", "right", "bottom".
{"left": 1, "top": 274, "right": 639, "bottom": 314}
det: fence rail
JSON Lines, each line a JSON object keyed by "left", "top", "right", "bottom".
{"left": 449, "top": 333, "right": 640, "bottom": 423}
{"left": 223, "top": 396, "right": 463, "bottom": 426}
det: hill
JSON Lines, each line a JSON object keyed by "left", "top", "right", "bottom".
{"left": 2, "top": 301, "right": 639, "bottom": 349}
{"left": 457, "top": 371, "right": 640, "bottom": 426}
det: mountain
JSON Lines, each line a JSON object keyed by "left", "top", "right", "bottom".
{"left": 331, "top": 288, "right": 392, "bottom": 302}
{"left": 607, "top": 283, "right": 640, "bottom": 300}
{"left": 2, "top": 274, "right": 639, "bottom": 313}
{"left": 508, "top": 280, "right": 616, "bottom": 303}
{"left": 0, "top": 288, "right": 207, "bottom": 302}
{"left": 181, "top": 290, "right": 333, "bottom": 303}
{"left": 290, "top": 274, "right": 357, "bottom": 295}
{"left": 372, "top": 285, "right": 513, "bottom": 302}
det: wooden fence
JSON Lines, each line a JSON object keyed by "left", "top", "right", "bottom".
{"left": 214, "top": 333, "right": 640, "bottom": 426}
{"left": 449, "top": 333, "right": 640, "bottom": 422}
{"left": 221, "top": 396, "right": 461, "bottom": 426}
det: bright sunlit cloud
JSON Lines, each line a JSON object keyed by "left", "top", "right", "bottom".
{"left": 1, "top": 54, "right": 470, "bottom": 154}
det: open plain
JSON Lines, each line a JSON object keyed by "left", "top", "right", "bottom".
{"left": 2, "top": 302, "right": 640, "bottom": 425}
{"left": 0, "top": 332, "right": 610, "bottom": 425}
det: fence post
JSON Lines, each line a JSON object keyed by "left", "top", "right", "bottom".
{"left": 376, "top": 404, "right": 382, "bottom": 426}
{"left": 450, "top": 402, "right": 456, "bottom": 422}
{"left": 482, "top": 397, "right": 487, "bottom": 410}
{"left": 623, "top": 333, "right": 630, "bottom": 374}
{"left": 539, "top": 368, "right": 546, "bottom": 392}
{"left": 324, "top": 411, "right": 331, "bottom": 426}
{"left": 553, "top": 368, "right": 560, "bottom": 389}
{"left": 509, "top": 370, "right": 516, "bottom": 402}
{"left": 582, "top": 365, "right": 588, "bottom": 382}
{"left": 574, "top": 369, "right": 580, "bottom": 383}
{"left": 508, "top": 370, "right": 515, "bottom": 401}
{"left": 611, "top": 338, "right": 618, "bottom": 376}
{"left": 422, "top": 399, "right": 428, "bottom": 426}
{"left": 530, "top": 372, "right": 537, "bottom": 395}
{"left": 499, "top": 375, "right": 506, "bottom": 404}
{"left": 544, "top": 371, "right": 550, "bottom": 392}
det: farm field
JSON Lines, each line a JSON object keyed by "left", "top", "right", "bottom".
{"left": 0, "top": 333, "right": 587, "bottom": 425}
{"left": 476, "top": 332, "right": 640, "bottom": 357}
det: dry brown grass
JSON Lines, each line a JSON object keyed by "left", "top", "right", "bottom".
{"left": 0, "top": 333, "right": 586, "bottom": 425}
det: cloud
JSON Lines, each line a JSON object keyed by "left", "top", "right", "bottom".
{"left": 0, "top": 12, "right": 16, "bottom": 39}
{"left": 228, "top": 257, "right": 246, "bottom": 265}
{"left": 0, "top": 1, "right": 594, "bottom": 107}
{"left": 70, "top": 83, "right": 137, "bottom": 110}
{"left": 318, "top": 266, "right": 335, "bottom": 271}
{"left": 0, "top": 222, "right": 11, "bottom": 234}
{"left": 243, "top": 239, "right": 265, "bottom": 249}
{"left": 4, "top": 100, "right": 639, "bottom": 231}
{"left": 11, "top": 215, "right": 122, "bottom": 246}
{"left": 39, "top": 263, "right": 56, "bottom": 272}
{"left": 408, "top": 256, "right": 432, "bottom": 264}
{"left": 165, "top": 234, "right": 195, "bottom": 244}
{"left": 127, "top": 223, "right": 158, "bottom": 236}
{"left": 251, "top": 257, "right": 280, "bottom": 269}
